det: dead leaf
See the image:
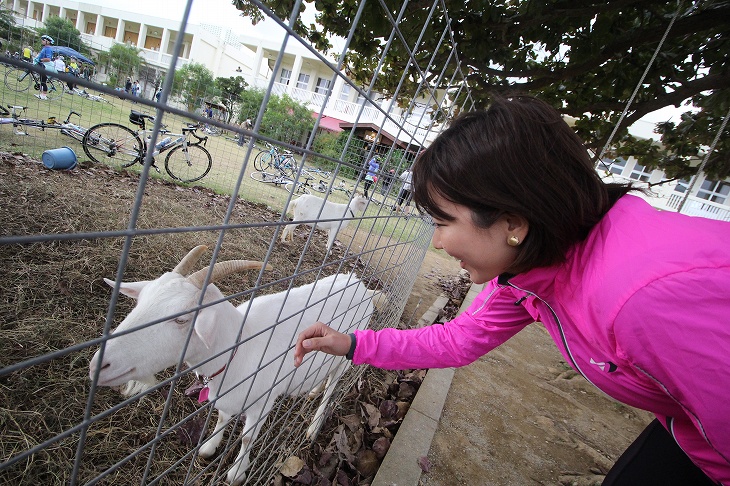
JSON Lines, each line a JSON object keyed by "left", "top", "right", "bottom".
{"left": 417, "top": 455, "right": 432, "bottom": 472}
{"left": 280, "top": 456, "right": 305, "bottom": 478}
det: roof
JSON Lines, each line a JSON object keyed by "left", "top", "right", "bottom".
{"left": 312, "top": 113, "right": 345, "bottom": 132}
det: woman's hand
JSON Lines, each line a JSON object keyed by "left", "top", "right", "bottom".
{"left": 294, "top": 321, "right": 352, "bottom": 367}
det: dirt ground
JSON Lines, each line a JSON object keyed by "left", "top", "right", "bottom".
{"left": 408, "top": 253, "right": 655, "bottom": 486}
{"left": 0, "top": 153, "right": 653, "bottom": 485}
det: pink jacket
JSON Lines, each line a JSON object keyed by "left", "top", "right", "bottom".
{"left": 353, "top": 195, "right": 730, "bottom": 484}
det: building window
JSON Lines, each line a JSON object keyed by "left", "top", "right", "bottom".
{"left": 608, "top": 157, "right": 627, "bottom": 175}
{"left": 697, "top": 180, "right": 730, "bottom": 204}
{"left": 674, "top": 179, "right": 689, "bottom": 194}
{"left": 339, "top": 84, "right": 351, "bottom": 101}
{"left": 629, "top": 162, "right": 651, "bottom": 182}
{"left": 296, "top": 73, "right": 310, "bottom": 90}
{"left": 315, "top": 77, "right": 331, "bottom": 95}
{"left": 279, "top": 68, "right": 291, "bottom": 85}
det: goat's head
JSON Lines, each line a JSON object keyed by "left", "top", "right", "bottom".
{"left": 88, "top": 246, "right": 270, "bottom": 393}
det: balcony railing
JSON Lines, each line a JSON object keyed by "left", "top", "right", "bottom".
{"left": 666, "top": 193, "right": 730, "bottom": 221}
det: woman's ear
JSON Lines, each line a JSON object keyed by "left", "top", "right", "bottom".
{"left": 503, "top": 214, "right": 529, "bottom": 241}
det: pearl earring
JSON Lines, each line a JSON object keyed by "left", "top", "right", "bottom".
{"left": 507, "top": 235, "right": 520, "bottom": 247}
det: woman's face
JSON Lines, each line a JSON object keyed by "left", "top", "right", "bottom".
{"left": 429, "top": 193, "right": 526, "bottom": 284}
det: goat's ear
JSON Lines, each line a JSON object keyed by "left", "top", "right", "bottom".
{"left": 104, "top": 277, "right": 150, "bottom": 300}
{"left": 192, "top": 309, "right": 216, "bottom": 349}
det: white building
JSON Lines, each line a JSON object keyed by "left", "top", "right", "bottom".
{"left": 5, "top": 0, "right": 441, "bottom": 152}
{"left": 601, "top": 155, "right": 730, "bottom": 221}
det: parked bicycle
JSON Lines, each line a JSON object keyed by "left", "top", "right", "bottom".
{"left": 253, "top": 142, "right": 298, "bottom": 176}
{"left": 302, "top": 166, "right": 331, "bottom": 179}
{"left": 284, "top": 172, "right": 330, "bottom": 195}
{"left": 0, "top": 105, "right": 86, "bottom": 141}
{"left": 81, "top": 110, "right": 212, "bottom": 182}
{"left": 4, "top": 65, "right": 64, "bottom": 100}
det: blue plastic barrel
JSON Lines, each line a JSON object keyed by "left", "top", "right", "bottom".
{"left": 42, "top": 146, "right": 78, "bottom": 169}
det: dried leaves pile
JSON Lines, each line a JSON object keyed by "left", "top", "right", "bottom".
{"left": 272, "top": 273, "right": 472, "bottom": 485}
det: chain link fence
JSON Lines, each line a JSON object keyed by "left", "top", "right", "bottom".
{"left": 0, "top": 0, "right": 473, "bottom": 483}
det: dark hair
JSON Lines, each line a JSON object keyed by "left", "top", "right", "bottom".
{"left": 413, "top": 95, "right": 633, "bottom": 273}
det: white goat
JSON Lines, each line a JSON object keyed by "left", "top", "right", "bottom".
{"left": 281, "top": 194, "right": 368, "bottom": 253}
{"left": 89, "top": 246, "right": 373, "bottom": 485}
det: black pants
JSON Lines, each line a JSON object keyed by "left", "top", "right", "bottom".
{"left": 603, "top": 419, "right": 717, "bottom": 485}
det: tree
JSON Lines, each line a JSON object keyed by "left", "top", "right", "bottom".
{"left": 214, "top": 76, "right": 249, "bottom": 123}
{"left": 237, "top": 88, "right": 315, "bottom": 145}
{"left": 102, "top": 43, "right": 143, "bottom": 87}
{"left": 38, "top": 16, "right": 83, "bottom": 52}
{"left": 233, "top": 0, "right": 730, "bottom": 179}
{"left": 172, "top": 62, "right": 218, "bottom": 113}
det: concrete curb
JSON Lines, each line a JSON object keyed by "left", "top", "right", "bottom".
{"left": 372, "top": 281, "right": 485, "bottom": 486}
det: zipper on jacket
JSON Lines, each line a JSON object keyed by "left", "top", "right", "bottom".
{"left": 503, "top": 281, "right": 598, "bottom": 390}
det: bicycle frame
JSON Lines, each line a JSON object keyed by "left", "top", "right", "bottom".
{"left": 129, "top": 110, "right": 208, "bottom": 159}
{"left": 0, "top": 105, "right": 85, "bottom": 138}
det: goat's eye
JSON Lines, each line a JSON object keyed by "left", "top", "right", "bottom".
{"left": 174, "top": 317, "right": 189, "bottom": 325}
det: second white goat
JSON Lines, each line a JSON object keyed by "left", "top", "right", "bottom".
{"left": 281, "top": 194, "right": 368, "bottom": 253}
{"left": 88, "top": 246, "right": 373, "bottom": 485}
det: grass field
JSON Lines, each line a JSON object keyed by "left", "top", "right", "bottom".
{"left": 0, "top": 67, "right": 424, "bottom": 245}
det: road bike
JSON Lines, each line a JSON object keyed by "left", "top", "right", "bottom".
{"left": 253, "top": 142, "right": 298, "bottom": 176}
{"left": 0, "top": 105, "right": 87, "bottom": 142}
{"left": 302, "top": 166, "right": 331, "bottom": 179}
{"left": 81, "top": 110, "right": 213, "bottom": 182}
{"left": 4, "top": 65, "right": 64, "bottom": 100}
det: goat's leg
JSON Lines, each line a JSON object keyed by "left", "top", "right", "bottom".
{"left": 307, "top": 362, "right": 347, "bottom": 440}
{"left": 198, "top": 410, "right": 231, "bottom": 458}
{"left": 281, "top": 223, "right": 297, "bottom": 243}
{"left": 325, "top": 229, "right": 337, "bottom": 254}
{"left": 226, "top": 405, "right": 265, "bottom": 486}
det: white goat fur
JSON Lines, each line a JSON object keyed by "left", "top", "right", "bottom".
{"left": 89, "top": 248, "right": 373, "bottom": 485}
{"left": 281, "top": 194, "right": 368, "bottom": 252}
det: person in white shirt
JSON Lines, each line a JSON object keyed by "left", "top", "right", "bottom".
{"left": 394, "top": 168, "right": 413, "bottom": 214}
{"left": 53, "top": 55, "right": 65, "bottom": 74}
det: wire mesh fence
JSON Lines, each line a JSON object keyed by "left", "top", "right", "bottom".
{"left": 0, "top": 0, "right": 473, "bottom": 484}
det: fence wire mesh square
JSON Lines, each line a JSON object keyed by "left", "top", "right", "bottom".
{"left": 0, "top": 0, "right": 473, "bottom": 484}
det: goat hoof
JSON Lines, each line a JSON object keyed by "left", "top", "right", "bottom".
{"left": 198, "top": 443, "right": 217, "bottom": 458}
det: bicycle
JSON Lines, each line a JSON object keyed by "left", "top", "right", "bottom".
{"left": 0, "top": 104, "right": 87, "bottom": 142}
{"left": 4, "top": 65, "right": 64, "bottom": 100}
{"left": 253, "top": 142, "right": 298, "bottom": 176}
{"left": 302, "top": 166, "right": 331, "bottom": 179}
{"left": 81, "top": 110, "right": 213, "bottom": 182}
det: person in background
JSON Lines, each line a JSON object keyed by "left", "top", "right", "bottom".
{"left": 22, "top": 46, "right": 32, "bottom": 62}
{"left": 294, "top": 95, "right": 730, "bottom": 485}
{"left": 53, "top": 55, "right": 65, "bottom": 75}
{"left": 33, "top": 35, "right": 55, "bottom": 100}
{"left": 65, "top": 56, "right": 79, "bottom": 92}
{"left": 393, "top": 167, "right": 413, "bottom": 214}
{"left": 363, "top": 156, "right": 380, "bottom": 198}
{"left": 124, "top": 77, "right": 132, "bottom": 93}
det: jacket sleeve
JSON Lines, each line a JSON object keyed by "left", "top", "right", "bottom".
{"left": 614, "top": 269, "right": 730, "bottom": 484}
{"left": 353, "top": 280, "right": 534, "bottom": 369}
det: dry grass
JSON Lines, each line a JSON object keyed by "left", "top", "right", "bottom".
{"left": 0, "top": 152, "right": 385, "bottom": 485}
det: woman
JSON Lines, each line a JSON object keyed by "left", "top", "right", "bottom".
{"left": 294, "top": 96, "right": 729, "bottom": 485}
{"left": 363, "top": 156, "right": 380, "bottom": 198}
{"left": 33, "top": 35, "right": 54, "bottom": 100}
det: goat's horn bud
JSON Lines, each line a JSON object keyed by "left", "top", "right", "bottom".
{"left": 187, "top": 260, "right": 272, "bottom": 288}
{"left": 173, "top": 245, "right": 208, "bottom": 276}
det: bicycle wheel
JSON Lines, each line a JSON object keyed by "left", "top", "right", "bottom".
{"left": 285, "top": 181, "right": 311, "bottom": 195}
{"left": 83, "top": 123, "right": 143, "bottom": 168}
{"left": 251, "top": 171, "right": 283, "bottom": 184}
{"left": 45, "top": 78, "right": 64, "bottom": 101}
{"left": 5, "top": 68, "right": 31, "bottom": 92}
{"left": 254, "top": 150, "right": 273, "bottom": 171}
{"left": 310, "top": 180, "right": 329, "bottom": 194}
{"left": 164, "top": 144, "right": 212, "bottom": 183}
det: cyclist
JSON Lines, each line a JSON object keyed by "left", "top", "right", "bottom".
{"left": 33, "top": 35, "right": 54, "bottom": 100}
